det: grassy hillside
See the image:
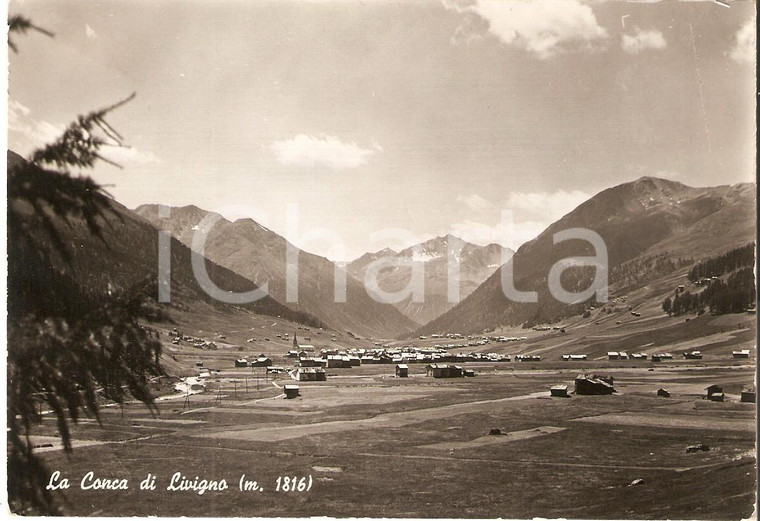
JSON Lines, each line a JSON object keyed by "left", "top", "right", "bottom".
{"left": 7, "top": 151, "right": 322, "bottom": 331}
{"left": 136, "top": 204, "right": 418, "bottom": 339}
{"left": 416, "top": 177, "right": 756, "bottom": 335}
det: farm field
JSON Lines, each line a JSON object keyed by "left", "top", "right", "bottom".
{"left": 31, "top": 357, "right": 756, "bottom": 518}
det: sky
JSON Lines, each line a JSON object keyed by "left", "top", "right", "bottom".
{"left": 7, "top": 0, "right": 756, "bottom": 261}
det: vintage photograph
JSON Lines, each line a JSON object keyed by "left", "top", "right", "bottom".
{"left": 5, "top": 0, "right": 757, "bottom": 517}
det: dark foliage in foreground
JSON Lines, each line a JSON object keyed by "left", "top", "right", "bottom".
{"left": 7, "top": 31, "right": 162, "bottom": 509}
{"left": 7, "top": 14, "right": 54, "bottom": 53}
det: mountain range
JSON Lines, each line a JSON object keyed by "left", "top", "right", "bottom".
{"left": 9, "top": 147, "right": 755, "bottom": 342}
{"left": 346, "top": 235, "right": 511, "bottom": 325}
{"left": 416, "top": 177, "right": 756, "bottom": 335}
{"left": 6, "top": 151, "right": 320, "bottom": 330}
{"left": 135, "top": 204, "right": 418, "bottom": 338}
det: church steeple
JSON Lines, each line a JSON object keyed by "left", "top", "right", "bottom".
{"left": 293, "top": 332, "right": 298, "bottom": 348}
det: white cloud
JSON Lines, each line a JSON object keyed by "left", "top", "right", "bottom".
{"left": 450, "top": 14, "right": 486, "bottom": 46}
{"left": 8, "top": 100, "right": 66, "bottom": 153}
{"left": 449, "top": 189, "right": 591, "bottom": 250}
{"left": 85, "top": 24, "right": 97, "bottom": 39}
{"left": 729, "top": 19, "right": 755, "bottom": 64}
{"left": 621, "top": 27, "right": 666, "bottom": 54}
{"left": 8, "top": 99, "right": 160, "bottom": 166}
{"left": 270, "top": 134, "right": 380, "bottom": 169}
{"left": 444, "top": 0, "right": 608, "bottom": 59}
{"left": 504, "top": 189, "right": 590, "bottom": 222}
{"left": 456, "top": 193, "right": 493, "bottom": 210}
{"left": 450, "top": 218, "right": 545, "bottom": 251}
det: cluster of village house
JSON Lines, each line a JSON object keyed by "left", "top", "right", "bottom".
{"left": 170, "top": 320, "right": 755, "bottom": 401}
{"left": 416, "top": 332, "right": 530, "bottom": 349}
{"left": 233, "top": 348, "right": 752, "bottom": 372}
{"left": 229, "top": 329, "right": 753, "bottom": 377}
{"left": 282, "top": 363, "right": 477, "bottom": 382}
{"left": 185, "top": 329, "right": 756, "bottom": 402}
{"left": 232, "top": 344, "right": 500, "bottom": 381}
{"left": 265, "top": 364, "right": 757, "bottom": 403}
{"left": 168, "top": 328, "right": 218, "bottom": 349}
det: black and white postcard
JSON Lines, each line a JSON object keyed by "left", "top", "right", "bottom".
{"left": 5, "top": 0, "right": 757, "bottom": 517}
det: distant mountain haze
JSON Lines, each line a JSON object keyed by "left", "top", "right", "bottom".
{"left": 347, "top": 235, "right": 513, "bottom": 324}
{"left": 7, "top": 151, "right": 320, "bottom": 329}
{"left": 136, "top": 204, "right": 418, "bottom": 338}
{"left": 416, "top": 177, "right": 756, "bottom": 336}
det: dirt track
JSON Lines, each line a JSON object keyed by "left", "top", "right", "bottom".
{"left": 194, "top": 390, "right": 549, "bottom": 442}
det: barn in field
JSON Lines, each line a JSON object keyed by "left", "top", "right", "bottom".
{"left": 284, "top": 385, "right": 300, "bottom": 399}
{"left": 395, "top": 364, "right": 409, "bottom": 378}
{"left": 426, "top": 364, "right": 463, "bottom": 378}
{"left": 550, "top": 385, "right": 569, "bottom": 397}
{"left": 574, "top": 374, "right": 615, "bottom": 395}
{"left": 741, "top": 387, "right": 756, "bottom": 403}
{"left": 733, "top": 350, "right": 750, "bottom": 359}
{"left": 705, "top": 385, "right": 724, "bottom": 402}
{"left": 234, "top": 359, "right": 249, "bottom": 368}
{"left": 514, "top": 355, "right": 541, "bottom": 362}
{"left": 251, "top": 357, "right": 273, "bottom": 367}
{"left": 296, "top": 368, "right": 326, "bottom": 382}
{"left": 562, "top": 354, "right": 587, "bottom": 361}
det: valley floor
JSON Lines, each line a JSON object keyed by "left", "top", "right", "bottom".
{"left": 28, "top": 360, "right": 756, "bottom": 519}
